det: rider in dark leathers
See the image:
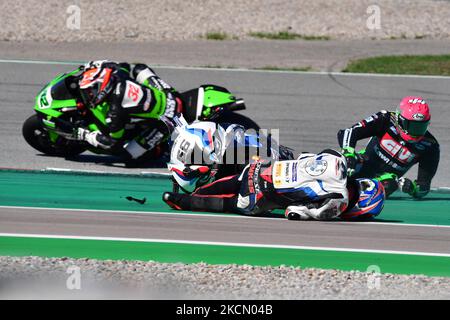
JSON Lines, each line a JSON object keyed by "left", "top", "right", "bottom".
{"left": 337, "top": 97, "right": 440, "bottom": 198}
{"left": 73, "top": 60, "right": 182, "bottom": 160}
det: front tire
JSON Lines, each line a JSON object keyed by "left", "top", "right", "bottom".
{"left": 22, "top": 114, "right": 87, "bottom": 157}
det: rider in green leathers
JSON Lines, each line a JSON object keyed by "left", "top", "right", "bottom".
{"left": 73, "top": 60, "right": 182, "bottom": 159}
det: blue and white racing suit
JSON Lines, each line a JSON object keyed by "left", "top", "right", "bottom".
{"left": 168, "top": 149, "right": 349, "bottom": 220}
{"left": 236, "top": 150, "right": 349, "bottom": 219}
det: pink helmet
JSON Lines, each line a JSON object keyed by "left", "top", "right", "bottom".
{"left": 396, "top": 96, "right": 431, "bottom": 142}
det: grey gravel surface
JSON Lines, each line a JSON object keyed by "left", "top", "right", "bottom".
{"left": 2, "top": 0, "right": 450, "bottom": 42}
{"left": 1, "top": 256, "right": 449, "bottom": 299}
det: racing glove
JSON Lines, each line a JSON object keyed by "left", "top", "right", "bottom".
{"left": 398, "top": 177, "right": 417, "bottom": 196}
{"left": 342, "top": 147, "right": 357, "bottom": 176}
{"left": 398, "top": 178, "right": 429, "bottom": 198}
{"left": 75, "top": 128, "right": 103, "bottom": 148}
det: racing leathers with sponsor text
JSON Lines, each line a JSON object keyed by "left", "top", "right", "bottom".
{"left": 337, "top": 110, "right": 439, "bottom": 198}
{"left": 163, "top": 149, "right": 350, "bottom": 220}
{"left": 76, "top": 60, "right": 182, "bottom": 159}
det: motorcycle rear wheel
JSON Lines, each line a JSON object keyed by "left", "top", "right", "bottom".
{"left": 217, "top": 112, "right": 260, "bottom": 130}
{"left": 22, "top": 114, "right": 87, "bottom": 157}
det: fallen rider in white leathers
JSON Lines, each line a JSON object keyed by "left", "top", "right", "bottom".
{"left": 163, "top": 149, "right": 386, "bottom": 220}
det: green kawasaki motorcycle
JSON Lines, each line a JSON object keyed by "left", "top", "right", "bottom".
{"left": 23, "top": 68, "right": 259, "bottom": 159}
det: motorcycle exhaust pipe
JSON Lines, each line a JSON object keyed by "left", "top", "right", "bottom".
{"left": 228, "top": 99, "right": 246, "bottom": 111}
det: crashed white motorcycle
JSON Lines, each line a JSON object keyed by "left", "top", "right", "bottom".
{"left": 167, "top": 115, "right": 294, "bottom": 193}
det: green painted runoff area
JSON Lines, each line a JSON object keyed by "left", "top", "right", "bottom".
{"left": 0, "top": 236, "right": 449, "bottom": 277}
{"left": 1, "top": 169, "right": 449, "bottom": 276}
{"left": 0, "top": 170, "right": 449, "bottom": 225}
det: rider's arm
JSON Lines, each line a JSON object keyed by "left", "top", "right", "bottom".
{"left": 414, "top": 134, "right": 440, "bottom": 198}
{"left": 285, "top": 197, "right": 347, "bottom": 221}
{"left": 108, "top": 80, "right": 128, "bottom": 140}
{"left": 337, "top": 110, "right": 391, "bottom": 153}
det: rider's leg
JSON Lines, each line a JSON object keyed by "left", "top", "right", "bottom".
{"left": 131, "top": 64, "right": 183, "bottom": 117}
{"left": 163, "top": 174, "right": 241, "bottom": 212}
{"left": 132, "top": 64, "right": 174, "bottom": 91}
{"left": 194, "top": 174, "right": 241, "bottom": 195}
{"left": 124, "top": 119, "right": 171, "bottom": 160}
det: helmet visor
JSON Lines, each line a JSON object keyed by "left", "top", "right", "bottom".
{"left": 80, "top": 83, "right": 100, "bottom": 107}
{"left": 398, "top": 116, "right": 429, "bottom": 137}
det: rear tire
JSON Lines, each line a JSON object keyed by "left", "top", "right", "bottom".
{"left": 22, "top": 114, "right": 87, "bottom": 157}
{"left": 217, "top": 112, "right": 260, "bottom": 130}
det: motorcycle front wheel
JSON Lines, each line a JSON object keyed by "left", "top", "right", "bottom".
{"left": 22, "top": 114, "right": 87, "bottom": 157}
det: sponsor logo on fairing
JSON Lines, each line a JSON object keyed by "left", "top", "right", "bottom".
{"left": 292, "top": 162, "right": 298, "bottom": 182}
{"left": 248, "top": 162, "right": 262, "bottom": 194}
{"left": 285, "top": 163, "right": 290, "bottom": 183}
{"left": 164, "top": 93, "right": 176, "bottom": 118}
{"left": 146, "top": 130, "right": 164, "bottom": 149}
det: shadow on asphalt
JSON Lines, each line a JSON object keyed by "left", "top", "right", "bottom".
{"left": 251, "top": 213, "right": 404, "bottom": 223}
{"left": 366, "top": 218, "right": 403, "bottom": 223}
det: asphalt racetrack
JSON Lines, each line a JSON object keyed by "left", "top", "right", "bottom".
{"left": 0, "top": 60, "right": 449, "bottom": 276}
{"left": 2, "top": 60, "right": 450, "bottom": 185}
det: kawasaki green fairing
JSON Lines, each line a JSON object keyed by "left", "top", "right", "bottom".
{"left": 26, "top": 68, "right": 255, "bottom": 160}
{"left": 34, "top": 68, "right": 108, "bottom": 137}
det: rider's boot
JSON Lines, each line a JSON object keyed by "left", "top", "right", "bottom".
{"left": 163, "top": 192, "right": 235, "bottom": 212}
{"left": 162, "top": 192, "right": 191, "bottom": 210}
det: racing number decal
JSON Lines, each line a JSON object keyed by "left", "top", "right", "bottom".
{"left": 38, "top": 91, "right": 51, "bottom": 109}
{"left": 380, "top": 133, "right": 414, "bottom": 163}
{"left": 122, "top": 81, "right": 144, "bottom": 108}
{"left": 40, "top": 95, "right": 49, "bottom": 108}
{"left": 128, "top": 83, "right": 141, "bottom": 102}
{"left": 177, "top": 139, "right": 191, "bottom": 162}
